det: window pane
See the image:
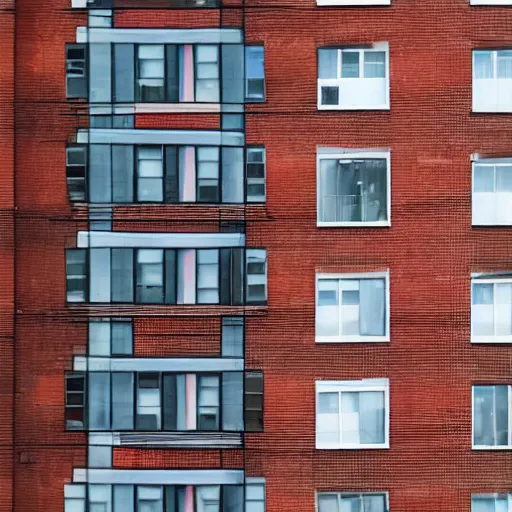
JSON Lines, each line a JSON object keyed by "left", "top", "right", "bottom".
{"left": 196, "top": 45, "right": 218, "bottom": 63}
{"left": 339, "top": 496, "right": 360, "bottom": 512}
{"left": 362, "top": 494, "right": 386, "bottom": 512}
{"left": 495, "top": 283, "right": 512, "bottom": 336}
{"left": 318, "top": 494, "right": 339, "bottom": 512}
{"left": 496, "top": 165, "right": 512, "bottom": 192}
{"left": 473, "top": 283, "right": 494, "bottom": 305}
{"left": 474, "top": 165, "right": 494, "bottom": 193}
{"left": 139, "top": 45, "right": 164, "bottom": 59}
{"left": 364, "top": 51, "right": 385, "bottom": 78}
{"left": 321, "top": 86, "right": 339, "bottom": 106}
{"left": 319, "top": 49, "right": 338, "bottom": 79}
{"left": 472, "top": 497, "right": 498, "bottom": 512}
{"left": 495, "top": 385, "right": 509, "bottom": 445}
{"left": 317, "top": 392, "right": 340, "bottom": 444}
{"left": 474, "top": 51, "right": 494, "bottom": 79}
{"left": 342, "top": 52, "right": 359, "bottom": 78}
{"left": 138, "top": 178, "right": 163, "bottom": 202}
{"left": 497, "top": 50, "right": 512, "bottom": 78}
{"left": 341, "top": 392, "right": 360, "bottom": 444}
{"left": 246, "top": 46, "right": 264, "bottom": 78}
{"left": 474, "top": 386, "right": 496, "bottom": 446}
{"left": 359, "top": 391, "right": 385, "bottom": 444}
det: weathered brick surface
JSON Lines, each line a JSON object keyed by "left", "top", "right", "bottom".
{"left": 12, "top": 0, "right": 512, "bottom": 511}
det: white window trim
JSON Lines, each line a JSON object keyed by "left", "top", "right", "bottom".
{"left": 317, "top": 0, "right": 390, "bottom": 4}
{"left": 317, "top": 43, "right": 390, "bottom": 111}
{"left": 472, "top": 385, "right": 512, "bottom": 449}
{"left": 316, "top": 491, "right": 390, "bottom": 511}
{"left": 316, "top": 379, "right": 390, "bottom": 450}
{"left": 317, "top": 151, "right": 391, "bottom": 227}
{"left": 472, "top": 160, "right": 512, "bottom": 226}
{"left": 471, "top": 276, "right": 512, "bottom": 343}
{"left": 470, "top": 0, "right": 512, "bottom": 4}
{"left": 316, "top": 271, "right": 390, "bottom": 343}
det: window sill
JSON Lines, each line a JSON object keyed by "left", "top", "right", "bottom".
{"left": 472, "top": 445, "right": 512, "bottom": 450}
{"left": 470, "top": 0, "right": 512, "bottom": 4}
{"left": 472, "top": 107, "right": 512, "bottom": 114}
{"left": 316, "top": 443, "right": 389, "bottom": 449}
{"left": 317, "top": 221, "right": 390, "bottom": 228}
{"left": 472, "top": 222, "right": 512, "bottom": 227}
{"left": 471, "top": 336, "right": 512, "bottom": 344}
{"left": 317, "top": 0, "right": 390, "bottom": 4}
{"left": 316, "top": 336, "right": 390, "bottom": 343}
{"left": 318, "top": 104, "right": 390, "bottom": 111}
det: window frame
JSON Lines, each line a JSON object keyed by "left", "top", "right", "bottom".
{"left": 471, "top": 275, "right": 512, "bottom": 343}
{"left": 246, "top": 146, "right": 266, "bottom": 203}
{"left": 65, "top": 372, "right": 86, "bottom": 431}
{"left": 316, "top": 379, "right": 390, "bottom": 450}
{"left": 245, "top": 45, "right": 266, "bottom": 102}
{"left": 472, "top": 384, "right": 512, "bottom": 450}
{"left": 316, "top": 491, "right": 390, "bottom": 512}
{"left": 316, "top": 271, "right": 390, "bottom": 343}
{"left": 317, "top": 44, "right": 390, "bottom": 111}
{"left": 317, "top": 151, "right": 391, "bottom": 227}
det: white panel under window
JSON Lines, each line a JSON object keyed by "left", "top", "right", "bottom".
{"left": 473, "top": 162, "right": 512, "bottom": 225}
{"left": 473, "top": 50, "right": 512, "bottom": 112}
{"left": 472, "top": 277, "right": 512, "bottom": 343}
{"left": 316, "top": 272, "right": 389, "bottom": 343}
{"left": 317, "top": 45, "right": 389, "bottom": 110}
{"left": 316, "top": 380, "right": 389, "bottom": 449}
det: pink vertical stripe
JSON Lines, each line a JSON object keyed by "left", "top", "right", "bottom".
{"left": 183, "top": 248, "right": 196, "bottom": 304}
{"left": 185, "top": 485, "right": 194, "bottom": 512}
{"left": 185, "top": 374, "right": 197, "bottom": 430}
{"left": 182, "top": 45, "right": 195, "bottom": 102}
{"left": 181, "top": 146, "right": 196, "bottom": 202}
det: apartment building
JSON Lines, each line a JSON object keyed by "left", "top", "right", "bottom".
{"left": 7, "top": 0, "right": 512, "bottom": 510}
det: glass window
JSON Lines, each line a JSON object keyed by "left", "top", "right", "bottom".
{"left": 65, "top": 373, "right": 85, "bottom": 430}
{"left": 137, "top": 373, "right": 161, "bottom": 430}
{"left": 318, "top": 493, "right": 387, "bottom": 512}
{"left": 195, "top": 45, "right": 220, "bottom": 102}
{"left": 245, "top": 371, "right": 264, "bottom": 432}
{"left": 196, "top": 486, "right": 220, "bottom": 512}
{"left": 66, "top": 146, "right": 87, "bottom": 202}
{"left": 66, "top": 249, "right": 87, "bottom": 302}
{"left": 473, "top": 385, "right": 510, "bottom": 447}
{"left": 364, "top": 52, "right": 386, "bottom": 78}
{"left": 472, "top": 280, "right": 512, "bottom": 339}
{"left": 318, "top": 49, "right": 338, "bottom": 80}
{"left": 246, "top": 249, "right": 267, "bottom": 303}
{"left": 246, "top": 147, "right": 266, "bottom": 202}
{"left": 198, "top": 375, "right": 220, "bottom": 430}
{"left": 316, "top": 381, "right": 388, "bottom": 448}
{"left": 197, "top": 250, "right": 220, "bottom": 304}
{"left": 341, "top": 51, "right": 360, "bottom": 78}
{"left": 136, "top": 250, "right": 164, "bottom": 304}
{"left": 137, "top": 146, "right": 163, "bottom": 202}
{"left": 318, "top": 157, "right": 388, "bottom": 224}
{"left": 316, "top": 275, "right": 387, "bottom": 341}
{"left": 137, "top": 45, "right": 165, "bottom": 102}
{"left": 245, "top": 46, "right": 265, "bottom": 101}
{"left": 137, "top": 486, "right": 163, "bottom": 512}
{"left": 497, "top": 50, "right": 512, "bottom": 79}
{"left": 245, "top": 480, "right": 265, "bottom": 512}
{"left": 197, "top": 147, "right": 220, "bottom": 202}
{"left": 474, "top": 51, "right": 494, "bottom": 79}
{"left": 472, "top": 495, "right": 511, "bottom": 512}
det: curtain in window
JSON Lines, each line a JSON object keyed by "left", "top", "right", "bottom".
{"left": 364, "top": 52, "right": 385, "bottom": 78}
{"left": 359, "top": 279, "right": 386, "bottom": 336}
{"left": 339, "top": 496, "right": 360, "bottom": 512}
{"left": 89, "top": 373, "right": 111, "bottom": 430}
{"left": 359, "top": 391, "right": 385, "bottom": 444}
{"left": 179, "top": 45, "right": 195, "bottom": 102}
{"left": 474, "top": 386, "right": 508, "bottom": 446}
{"left": 497, "top": 51, "right": 512, "bottom": 78}
{"left": 495, "top": 283, "right": 512, "bottom": 336}
{"left": 318, "top": 49, "right": 338, "bottom": 79}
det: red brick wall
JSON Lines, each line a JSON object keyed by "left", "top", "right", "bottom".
{"left": 13, "top": 0, "right": 512, "bottom": 511}
{"left": 0, "top": 1, "right": 15, "bottom": 510}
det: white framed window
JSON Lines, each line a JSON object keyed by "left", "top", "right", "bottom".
{"left": 472, "top": 494, "right": 512, "bottom": 511}
{"left": 317, "top": 492, "right": 389, "bottom": 512}
{"left": 471, "top": 276, "right": 512, "bottom": 343}
{"left": 473, "top": 50, "right": 512, "bottom": 112}
{"left": 316, "top": 272, "right": 389, "bottom": 343}
{"left": 472, "top": 385, "right": 512, "bottom": 449}
{"left": 317, "top": 44, "right": 389, "bottom": 110}
{"left": 317, "top": 151, "right": 390, "bottom": 227}
{"left": 316, "top": 379, "right": 389, "bottom": 449}
{"left": 472, "top": 160, "right": 512, "bottom": 225}
{"left": 317, "top": 0, "right": 390, "bottom": 4}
